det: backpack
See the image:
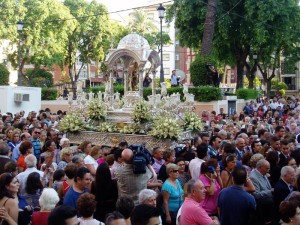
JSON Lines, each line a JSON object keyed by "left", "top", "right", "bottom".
{"left": 129, "top": 144, "right": 153, "bottom": 174}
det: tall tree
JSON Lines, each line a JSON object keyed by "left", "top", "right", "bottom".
{"left": 167, "top": 0, "right": 300, "bottom": 90}
{"left": 1, "top": 0, "right": 75, "bottom": 85}
{"left": 63, "top": 0, "right": 111, "bottom": 96}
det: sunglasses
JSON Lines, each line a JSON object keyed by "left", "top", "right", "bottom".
{"left": 171, "top": 170, "right": 179, "bottom": 173}
{"left": 34, "top": 132, "right": 41, "bottom": 134}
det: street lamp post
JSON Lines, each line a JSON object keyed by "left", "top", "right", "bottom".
{"left": 17, "top": 21, "right": 24, "bottom": 86}
{"left": 157, "top": 3, "right": 165, "bottom": 84}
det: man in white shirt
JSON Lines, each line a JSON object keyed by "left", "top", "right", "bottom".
{"left": 189, "top": 143, "right": 208, "bottom": 180}
{"left": 17, "top": 154, "right": 44, "bottom": 195}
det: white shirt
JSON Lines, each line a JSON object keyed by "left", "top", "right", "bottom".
{"left": 17, "top": 167, "right": 44, "bottom": 195}
{"left": 188, "top": 158, "right": 205, "bottom": 180}
{"left": 84, "top": 155, "right": 98, "bottom": 171}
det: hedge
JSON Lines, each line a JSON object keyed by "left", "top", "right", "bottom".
{"left": 42, "top": 88, "right": 58, "bottom": 100}
{"left": 89, "top": 85, "right": 222, "bottom": 102}
{"left": 236, "top": 88, "right": 260, "bottom": 100}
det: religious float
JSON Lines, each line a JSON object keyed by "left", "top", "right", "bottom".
{"left": 62, "top": 33, "right": 202, "bottom": 150}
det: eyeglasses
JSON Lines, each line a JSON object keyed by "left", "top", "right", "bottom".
{"left": 34, "top": 132, "right": 41, "bottom": 134}
{"left": 171, "top": 170, "right": 179, "bottom": 173}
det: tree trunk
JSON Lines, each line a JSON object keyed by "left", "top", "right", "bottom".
{"left": 236, "top": 60, "right": 245, "bottom": 90}
{"left": 200, "top": 0, "right": 218, "bottom": 56}
{"left": 266, "top": 79, "right": 272, "bottom": 98}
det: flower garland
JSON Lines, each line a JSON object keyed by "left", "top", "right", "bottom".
{"left": 87, "top": 99, "right": 107, "bottom": 121}
{"left": 97, "top": 122, "right": 117, "bottom": 133}
{"left": 149, "top": 115, "right": 183, "bottom": 140}
{"left": 132, "top": 100, "right": 152, "bottom": 123}
{"left": 59, "top": 112, "right": 85, "bottom": 133}
{"left": 183, "top": 111, "right": 202, "bottom": 132}
{"left": 119, "top": 124, "right": 140, "bottom": 134}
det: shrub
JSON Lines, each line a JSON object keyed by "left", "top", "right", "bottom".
{"left": 236, "top": 88, "right": 259, "bottom": 100}
{"left": 41, "top": 88, "right": 58, "bottom": 100}
{"left": 193, "top": 86, "right": 222, "bottom": 102}
{"left": 0, "top": 64, "right": 9, "bottom": 85}
{"left": 190, "top": 54, "right": 216, "bottom": 87}
{"left": 90, "top": 85, "right": 222, "bottom": 102}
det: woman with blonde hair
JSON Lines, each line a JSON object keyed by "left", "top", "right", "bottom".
{"left": 57, "top": 147, "right": 73, "bottom": 170}
{"left": 161, "top": 163, "right": 183, "bottom": 225}
{"left": 7, "top": 130, "right": 20, "bottom": 152}
{"left": 84, "top": 146, "right": 102, "bottom": 177}
{"left": 77, "top": 141, "right": 92, "bottom": 158}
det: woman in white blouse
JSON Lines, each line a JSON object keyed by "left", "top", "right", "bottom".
{"left": 84, "top": 146, "right": 102, "bottom": 177}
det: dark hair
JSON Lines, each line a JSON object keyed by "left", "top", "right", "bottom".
{"left": 275, "top": 125, "right": 284, "bottom": 133}
{"left": 279, "top": 199, "right": 300, "bottom": 223}
{"left": 291, "top": 149, "right": 300, "bottom": 166}
{"left": 19, "top": 141, "right": 33, "bottom": 155}
{"left": 130, "top": 204, "right": 161, "bottom": 225}
{"left": 4, "top": 161, "right": 17, "bottom": 173}
{"left": 232, "top": 166, "right": 247, "bottom": 185}
{"left": 94, "top": 163, "right": 112, "bottom": 200}
{"left": 53, "top": 169, "right": 65, "bottom": 182}
{"left": 257, "top": 129, "right": 267, "bottom": 138}
{"left": 201, "top": 158, "right": 218, "bottom": 174}
{"left": 241, "top": 152, "right": 253, "bottom": 166}
{"left": 25, "top": 172, "right": 43, "bottom": 194}
{"left": 175, "top": 157, "right": 185, "bottom": 165}
{"left": 76, "top": 193, "right": 97, "bottom": 218}
{"left": 209, "top": 135, "right": 220, "bottom": 146}
{"left": 0, "top": 142, "right": 10, "bottom": 156}
{"left": 116, "top": 197, "right": 135, "bottom": 219}
{"left": 74, "top": 167, "right": 90, "bottom": 183}
{"left": 42, "top": 140, "right": 54, "bottom": 153}
{"left": 196, "top": 143, "right": 208, "bottom": 159}
{"left": 266, "top": 150, "right": 279, "bottom": 167}
{"left": 119, "top": 141, "right": 128, "bottom": 148}
{"left": 48, "top": 205, "right": 77, "bottom": 225}
{"left": 105, "top": 211, "right": 125, "bottom": 225}
{"left": 0, "top": 173, "right": 15, "bottom": 199}
{"left": 223, "top": 143, "right": 235, "bottom": 154}
{"left": 223, "top": 153, "right": 236, "bottom": 168}
{"left": 64, "top": 163, "right": 77, "bottom": 179}
{"left": 113, "top": 149, "right": 123, "bottom": 161}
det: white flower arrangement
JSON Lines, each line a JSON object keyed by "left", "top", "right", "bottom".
{"left": 59, "top": 112, "right": 85, "bottom": 133}
{"left": 183, "top": 111, "right": 203, "bottom": 132}
{"left": 132, "top": 100, "right": 152, "bottom": 123}
{"left": 119, "top": 124, "right": 140, "bottom": 134}
{"left": 87, "top": 99, "right": 107, "bottom": 121}
{"left": 97, "top": 122, "right": 117, "bottom": 133}
{"left": 149, "top": 115, "right": 183, "bottom": 140}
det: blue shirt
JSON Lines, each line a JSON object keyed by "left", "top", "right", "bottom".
{"left": 31, "top": 138, "right": 41, "bottom": 161}
{"left": 63, "top": 186, "right": 88, "bottom": 210}
{"left": 218, "top": 185, "right": 256, "bottom": 225}
{"left": 161, "top": 179, "right": 183, "bottom": 213}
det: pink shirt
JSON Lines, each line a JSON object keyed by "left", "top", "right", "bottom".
{"left": 199, "top": 175, "right": 221, "bottom": 215}
{"left": 181, "top": 197, "right": 212, "bottom": 225}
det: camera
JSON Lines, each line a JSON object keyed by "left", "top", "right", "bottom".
{"left": 208, "top": 166, "right": 215, "bottom": 174}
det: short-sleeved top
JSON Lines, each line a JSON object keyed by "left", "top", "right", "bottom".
{"left": 31, "top": 211, "right": 50, "bottom": 225}
{"left": 199, "top": 174, "right": 221, "bottom": 215}
{"left": 161, "top": 179, "right": 184, "bottom": 213}
{"left": 63, "top": 186, "right": 88, "bottom": 210}
{"left": 181, "top": 197, "right": 213, "bottom": 225}
{"left": 17, "top": 155, "right": 27, "bottom": 171}
{"left": 217, "top": 185, "right": 256, "bottom": 225}
{"left": 84, "top": 155, "right": 98, "bottom": 171}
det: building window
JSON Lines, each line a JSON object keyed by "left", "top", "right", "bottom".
{"left": 90, "top": 72, "right": 95, "bottom": 78}
{"left": 90, "top": 61, "right": 95, "bottom": 66}
{"left": 163, "top": 54, "right": 170, "bottom": 61}
{"left": 164, "top": 68, "right": 170, "bottom": 75}
{"left": 175, "top": 54, "right": 179, "bottom": 61}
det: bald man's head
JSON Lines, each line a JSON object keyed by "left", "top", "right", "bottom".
{"left": 122, "top": 148, "right": 133, "bottom": 164}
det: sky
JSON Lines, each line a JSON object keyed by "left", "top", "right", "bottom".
{"left": 98, "top": 0, "right": 150, "bottom": 21}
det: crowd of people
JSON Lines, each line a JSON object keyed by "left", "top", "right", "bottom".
{"left": 0, "top": 95, "right": 300, "bottom": 225}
